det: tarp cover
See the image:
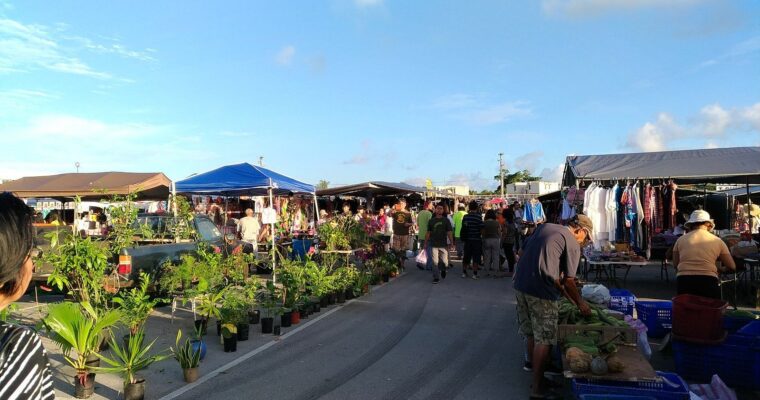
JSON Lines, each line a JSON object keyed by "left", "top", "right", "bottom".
{"left": 0, "top": 172, "right": 171, "bottom": 200}
{"left": 317, "top": 181, "right": 425, "bottom": 197}
{"left": 564, "top": 147, "right": 760, "bottom": 185}
{"left": 175, "top": 163, "right": 314, "bottom": 195}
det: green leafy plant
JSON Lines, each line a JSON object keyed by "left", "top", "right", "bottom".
{"left": 332, "top": 265, "right": 359, "bottom": 292}
{"left": 113, "top": 272, "right": 162, "bottom": 334}
{"left": 221, "top": 323, "right": 237, "bottom": 339}
{"left": 94, "top": 327, "right": 169, "bottom": 386}
{"left": 303, "top": 260, "right": 334, "bottom": 298}
{"left": 168, "top": 195, "right": 196, "bottom": 240}
{"left": 353, "top": 271, "right": 373, "bottom": 296}
{"left": 196, "top": 289, "right": 226, "bottom": 322}
{"left": 258, "top": 281, "right": 285, "bottom": 317}
{"left": 45, "top": 228, "right": 112, "bottom": 308}
{"left": 220, "top": 287, "right": 249, "bottom": 325}
{"left": 106, "top": 192, "right": 140, "bottom": 255}
{"left": 277, "top": 259, "right": 307, "bottom": 310}
{"left": 0, "top": 304, "right": 18, "bottom": 323}
{"left": 43, "top": 302, "right": 122, "bottom": 384}
{"left": 170, "top": 329, "right": 201, "bottom": 369}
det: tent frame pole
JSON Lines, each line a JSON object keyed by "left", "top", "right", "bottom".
{"left": 269, "top": 187, "right": 276, "bottom": 284}
{"left": 313, "top": 194, "right": 320, "bottom": 228}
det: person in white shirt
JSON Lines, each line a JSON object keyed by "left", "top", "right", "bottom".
{"left": 237, "top": 208, "right": 260, "bottom": 253}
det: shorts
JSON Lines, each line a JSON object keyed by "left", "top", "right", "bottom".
{"left": 392, "top": 234, "right": 410, "bottom": 252}
{"left": 462, "top": 240, "right": 482, "bottom": 266}
{"left": 515, "top": 290, "right": 559, "bottom": 346}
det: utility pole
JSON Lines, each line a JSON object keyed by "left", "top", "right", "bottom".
{"left": 499, "top": 153, "right": 504, "bottom": 199}
{"left": 258, "top": 156, "right": 264, "bottom": 167}
{"left": 75, "top": 161, "right": 80, "bottom": 173}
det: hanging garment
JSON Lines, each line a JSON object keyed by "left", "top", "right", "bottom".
{"left": 634, "top": 183, "right": 644, "bottom": 249}
{"left": 606, "top": 184, "right": 618, "bottom": 242}
{"left": 615, "top": 185, "right": 626, "bottom": 242}
{"left": 594, "top": 187, "right": 609, "bottom": 248}
{"left": 583, "top": 183, "right": 597, "bottom": 216}
{"left": 668, "top": 181, "right": 678, "bottom": 229}
{"left": 561, "top": 199, "right": 576, "bottom": 221}
{"left": 524, "top": 200, "right": 545, "bottom": 223}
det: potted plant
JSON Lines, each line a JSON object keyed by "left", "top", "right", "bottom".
{"left": 189, "top": 324, "right": 207, "bottom": 361}
{"left": 195, "top": 289, "right": 224, "bottom": 336}
{"left": 44, "top": 302, "right": 122, "bottom": 399}
{"left": 278, "top": 260, "right": 307, "bottom": 325}
{"left": 220, "top": 287, "right": 250, "bottom": 341}
{"left": 170, "top": 329, "right": 201, "bottom": 383}
{"left": 258, "top": 281, "right": 284, "bottom": 334}
{"left": 94, "top": 328, "right": 169, "bottom": 400}
{"left": 44, "top": 224, "right": 112, "bottom": 309}
{"left": 113, "top": 272, "right": 162, "bottom": 344}
{"left": 221, "top": 323, "right": 238, "bottom": 352}
{"left": 242, "top": 277, "right": 261, "bottom": 324}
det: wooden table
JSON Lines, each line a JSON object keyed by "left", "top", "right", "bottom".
{"left": 562, "top": 346, "right": 659, "bottom": 382}
{"left": 585, "top": 260, "right": 649, "bottom": 287}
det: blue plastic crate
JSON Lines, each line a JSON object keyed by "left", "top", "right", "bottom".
{"left": 636, "top": 301, "right": 672, "bottom": 338}
{"left": 723, "top": 314, "right": 755, "bottom": 333}
{"left": 579, "top": 396, "right": 655, "bottom": 400}
{"left": 737, "top": 320, "right": 760, "bottom": 336}
{"left": 609, "top": 289, "right": 636, "bottom": 316}
{"left": 673, "top": 336, "right": 760, "bottom": 390}
{"left": 572, "top": 371, "right": 689, "bottom": 400}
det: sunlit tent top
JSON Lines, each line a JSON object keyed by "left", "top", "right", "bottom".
{"left": 0, "top": 172, "right": 171, "bottom": 200}
{"left": 563, "top": 147, "right": 760, "bottom": 186}
{"left": 316, "top": 181, "right": 426, "bottom": 197}
{"left": 175, "top": 163, "right": 315, "bottom": 195}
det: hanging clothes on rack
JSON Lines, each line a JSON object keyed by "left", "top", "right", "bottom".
{"left": 523, "top": 198, "right": 545, "bottom": 224}
{"left": 606, "top": 183, "right": 618, "bottom": 242}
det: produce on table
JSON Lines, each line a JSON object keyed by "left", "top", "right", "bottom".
{"left": 607, "top": 355, "right": 625, "bottom": 373}
{"left": 559, "top": 298, "right": 629, "bottom": 327}
{"left": 590, "top": 356, "right": 609, "bottom": 375}
{"left": 566, "top": 347, "right": 593, "bottom": 373}
{"left": 725, "top": 309, "right": 758, "bottom": 319}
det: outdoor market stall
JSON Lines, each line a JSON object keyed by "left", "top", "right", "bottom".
{"left": 0, "top": 171, "right": 172, "bottom": 200}
{"left": 175, "top": 162, "right": 317, "bottom": 282}
{"left": 316, "top": 181, "right": 427, "bottom": 213}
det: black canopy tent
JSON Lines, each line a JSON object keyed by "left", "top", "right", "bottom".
{"left": 316, "top": 181, "right": 426, "bottom": 197}
{"left": 563, "top": 147, "right": 760, "bottom": 187}
{"left": 562, "top": 147, "right": 760, "bottom": 231}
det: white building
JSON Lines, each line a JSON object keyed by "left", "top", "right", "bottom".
{"left": 504, "top": 181, "right": 560, "bottom": 196}
{"left": 435, "top": 185, "right": 470, "bottom": 196}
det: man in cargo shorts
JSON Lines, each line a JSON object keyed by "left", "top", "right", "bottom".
{"left": 513, "top": 214, "right": 594, "bottom": 400}
{"left": 391, "top": 199, "right": 413, "bottom": 271}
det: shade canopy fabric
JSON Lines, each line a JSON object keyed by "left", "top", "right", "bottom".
{"left": 564, "top": 147, "right": 760, "bottom": 186}
{"left": 175, "top": 163, "right": 315, "bottom": 195}
{"left": 316, "top": 181, "right": 426, "bottom": 197}
{"left": 0, "top": 172, "right": 171, "bottom": 200}
{"left": 718, "top": 185, "right": 760, "bottom": 198}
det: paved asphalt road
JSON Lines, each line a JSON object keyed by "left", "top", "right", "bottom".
{"left": 183, "top": 263, "right": 533, "bottom": 400}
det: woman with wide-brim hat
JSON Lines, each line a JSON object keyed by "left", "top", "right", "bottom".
{"left": 672, "top": 210, "right": 736, "bottom": 299}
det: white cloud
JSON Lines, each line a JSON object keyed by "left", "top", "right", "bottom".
{"left": 625, "top": 102, "right": 760, "bottom": 152}
{"left": 542, "top": 0, "right": 707, "bottom": 18}
{"left": 275, "top": 45, "right": 296, "bottom": 66}
{"left": 514, "top": 151, "right": 544, "bottom": 174}
{"left": 467, "top": 101, "right": 532, "bottom": 125}
{"left": 540, "top": 164, "right": 565, "bottom": 183}
{"left": 342, "top": 139, "right": 372, "bottom": 165}
{"left": 431, "top": 94, "right": 532, "bottom": 126}
{"left": 354, "top": 0, "right": 383, "bottom": 7}
{"left": 0, "top": 17, "right": 153, "bottom": 80}
{"left": 698, "top": 104, "right": 731, "bottom": 136}
{"left": 0, "top": 88, "right": 57, "bottom": 115}
{"left": 700, "top": 36, "right": 760, "bottom": 68}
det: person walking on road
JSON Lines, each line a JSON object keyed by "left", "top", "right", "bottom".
{"left": 416, "top": 201, "right": 434, "bottom": 271}
{"left": 391, "top": 199, "right": 413, "bottom": 271}
{"left": 513, "top": 214, "right": 593, "bottom": 400}
{"left": 460, "top": 200, "right": 484, "bottom": 279}
{"left": 453, "top": 204, "right": 466, "bottom": 259}
{"left": 482, "top": 209, "right": 501, "bottom": 277}
{"left": 501, "top": 208, "right": 518, "bottom": 276}
{"left": 424, "top": 204, "right": 454, "bottom": 284}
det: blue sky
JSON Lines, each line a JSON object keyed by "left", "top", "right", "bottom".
{"left": 1, "top": 0, "right": 759, "bottom": 190}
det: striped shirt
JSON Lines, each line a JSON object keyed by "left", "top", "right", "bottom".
{"left": 460, "top": 211, "right": 484, "bottom": 241}
{"left": 0, "top": 323, "right": 55, "bottom": 400}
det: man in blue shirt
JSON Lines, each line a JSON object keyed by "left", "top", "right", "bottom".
{"left": 513, "top": 214, "right": 593, "bottom": 400}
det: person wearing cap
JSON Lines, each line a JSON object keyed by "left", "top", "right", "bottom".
{"left": 513, "top": 214, "right": 593, "bottom": 400}
{"left": 672, "top": 210, "right": 736, "bottom": 299}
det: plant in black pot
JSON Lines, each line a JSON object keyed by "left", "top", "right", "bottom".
{"left": 94, "top": 328, "right": 169, "bottom": 400}
{"left": 242, "top": 277, "right": 262, "bottom": 324}
{"left": 221, "top": 323, "right": 238, "bottom": 352}
{"left": 171, "top": 329, "right": 202, "bottom": 383}
{"left": 353, "top": 270, "right": 373, "bottom": 297}
{"left": 258, "top": 281, "right": 284, "bottom": 334}
{"left": 196, "top": 289, "right": 225, "bottom": 337}
{"left": 278, "top": 260, "right": 308, "bottom": 325}
{"left": 220, "top": 287, "right": 250, "bottom": 341}
{"left": 43, "top": 302, "right": 122, "bottom": 399}
{"left": 113, "top": 272, "right": 163, "bottom": 345}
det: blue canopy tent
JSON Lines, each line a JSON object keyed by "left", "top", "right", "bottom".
{"left": 175, "top": 163, "right": 317, "bottom": 282}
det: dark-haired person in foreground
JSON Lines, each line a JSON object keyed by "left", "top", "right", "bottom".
{"left": 0, "top": 192, "right": 55, "bottom": 399}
